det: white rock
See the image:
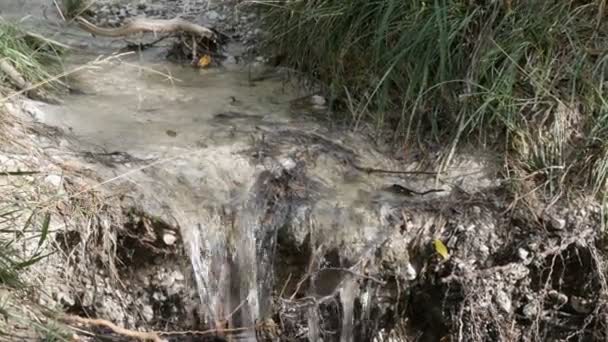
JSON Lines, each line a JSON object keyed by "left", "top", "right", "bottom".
{"left": 405, "top": 262, "right": 417, "bottom": 280}
{"left": 517, "top": 247, "right": 529, "bottom": 261}
{"left": 206, "top": 10, "right": 220, "bottom": 21}
{"left": 551, "top": 217, "right": 566, "bottom": 230}
{"left": 172, "top": 270, "right": 184, "bottom": 282}
{"left": 523, "top": 302, "right": 538, "bottom": 318}
{"left": 163, "top": 233, "right": 177, "bottom": 245}
{"left": 45, "top": 174, "right": 63, "bottom": 188}
{"left": 142, "top": 304, "right": 154, "bottom": 322}
{"left": 495, "top": 290, "right": 511, "bottom": 313}
{"left": 311, "top": 95, "right": 327, "bottom": 106}
{"left": 280, "top": 158, "right": 296, "bottom": 171}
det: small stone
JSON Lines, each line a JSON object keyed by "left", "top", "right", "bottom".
{"left": 544, "top": 213, "right": 566, "bottom": 230}
{"left": 495, "top": 290, "right": 512, "bottom": 313}
{"left": 163, "top": 233, "right": 177, "bottom": 245}
{"left": 142, "top": 305, "right": 154, "bottom": 322}
{"left": 172, "top": 270, "right": 185, "bottom": 282}
{"left": 311, "top": 95, "right": 327, "bottom": 106}
{"left": 523, "top": 302, "right": 538, "bottom": 318}
{"left": 280, "top": 158, "right": 296, "bottom": 171}
{"left": 206, "top": 10, "right": 220, "bottom": 21}
{"left": 45, "top": 174, "right": 63, "bottom": 188}
{"left": 517, "top": 248, "right": 529, "bottom": 261}
{"left": 548, "top": 290, "right": 568, "bottom": 306}
{"left": 153, "top": 292, "right": 165, "bottom": 301}
{"left": 550, "top": 217, "right": 566, "bottom": 230}
{"left": 405, "top": 262, "right": 417, "bottom": 280}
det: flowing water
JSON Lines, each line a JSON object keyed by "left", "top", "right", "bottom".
{"left": 1, "top": 3, "right": 498, "bottom": 340}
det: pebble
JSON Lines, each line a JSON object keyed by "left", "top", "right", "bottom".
{"left": 495, "top": 290, "right": 512, "bottom": 313}
{"left": 311, "top": 95, "right": 327, "bottom": 106}
{"left": 142, "top": 304, "right": 154, "bottom": 322}
{"left": 523, "top": 302, "right": 538, "bottom": 318}
{"left": 163, "top": 232, "right": 177, "bottom": 245}
{"left": 517, "top": 247, "right": 529, "bottom": 261}
{"left": 206, "top": 10, "right": 220, "bottom": 21}
{"left": 405, "top": 262, "right": 417, "bottom": 280}
{"left": 550, "top": 217, "right": 566, "bottom": 230}
{"left": 45, "top": 174, "right": 63, "bottom": 188}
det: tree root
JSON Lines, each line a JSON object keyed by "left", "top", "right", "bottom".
{"left": 75, "top": 16, "right": 216, "bottom": 40}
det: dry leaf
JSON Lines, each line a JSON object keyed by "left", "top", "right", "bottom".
{"left": 198, "top": 54, "right": 212, "bottom": 68}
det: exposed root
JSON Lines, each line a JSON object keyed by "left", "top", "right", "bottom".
{"left": 75, "top": 16, "right": 216, "bottom": 40}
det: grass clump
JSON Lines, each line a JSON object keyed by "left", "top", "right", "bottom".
{"left": 0, "top": 20, "right": 65, "bottom": 94}
{"left": 256, "top": 0, "right": 608, "bottom": 197}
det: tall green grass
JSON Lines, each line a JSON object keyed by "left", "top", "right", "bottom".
{"left": 0, "top": 20, "right": 64, "bottom": 92}
{"left": 256, "top": 0, "right": 608, "bottom": 196}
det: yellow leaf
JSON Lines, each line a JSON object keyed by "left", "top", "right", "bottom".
{"left": 198, "top": 55, "right": 212, "bottom": 68}
{"left": 434, "top": 239, "right": 449, "bottom": 260}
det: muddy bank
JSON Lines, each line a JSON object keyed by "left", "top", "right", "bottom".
{"left": 0, "top": 1, "right": 607, "bottom": 341}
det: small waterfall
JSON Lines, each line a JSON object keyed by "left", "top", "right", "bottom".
{"left": 175, "top": 152, "right": 295, "bottom": 338}
{"left": 179, "top": 208, "right": 231, "bottom": 328}
{"left": 340, "top": 278, "right": 359, "bottom": 342}
{"left": 307, "top": 306, "right": 321, "bottom": 342}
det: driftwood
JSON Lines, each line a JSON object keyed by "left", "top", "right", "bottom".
{"left": 75, "top": 16, "right": 216, "bottom": 40}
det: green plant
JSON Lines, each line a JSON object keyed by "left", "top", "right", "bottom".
{"left": 255, "top": 0, "right": 608, "bottom": 197}
{"left": 0, "top": 20, "right": 64, "bottom": 92}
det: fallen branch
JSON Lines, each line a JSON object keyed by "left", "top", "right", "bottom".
{"left": 75, "top": 16, "right": 216, "bottom": 40}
